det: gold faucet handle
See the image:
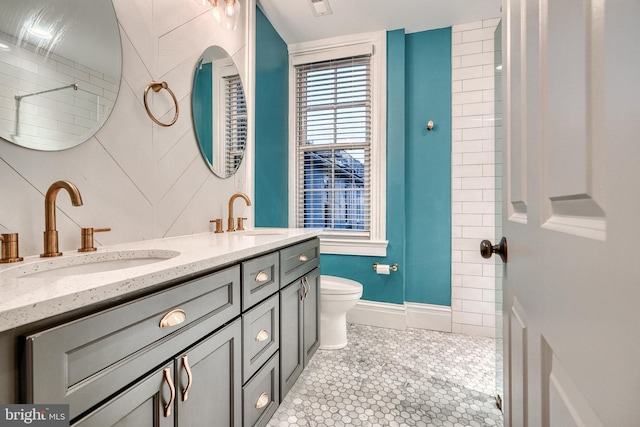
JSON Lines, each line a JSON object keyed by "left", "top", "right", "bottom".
{"left": 210, "top": 219, "right": 224, "bottom": 233}
{"left": 236, "top": 217, "right": 247, "bottom": 231}
{"left": 79, "top": 227, "right": 111, "bottom": 252}
{"left": 0, "top": 233, "right": 24, "bottom": 263}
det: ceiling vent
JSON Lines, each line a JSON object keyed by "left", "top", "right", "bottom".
{"left": 309, "top": 0, "right": 333, "bottom": 16}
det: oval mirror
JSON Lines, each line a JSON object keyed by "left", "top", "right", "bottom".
{"left": 192, "top": 46, "right": 247, "bottom": 178}
{"left": 0, "top": 0, "right": 122, "bottom": 151}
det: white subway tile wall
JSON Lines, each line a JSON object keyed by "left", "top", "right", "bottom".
{"left": 452, "top": 18, "right": 500, "bottom": 338}
{"left": 0, "top": 40, "right": 116, "bottom": 148}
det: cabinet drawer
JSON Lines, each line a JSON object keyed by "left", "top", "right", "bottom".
{"left": 280, "top": 238, "right": 319, "bottom": 287}
{"left": 242, "top": 294, "right": 279, "bottom": 382}
{"left": 242, "top": 252, "right": 280, "bottom": 310}
{"left": 25, "top": 266, "right": 240, "bottom": 420}
{"left": 242, "top": 352, "right": 279, "bottom": 427}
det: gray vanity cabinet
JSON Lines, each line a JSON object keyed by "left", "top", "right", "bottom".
{"left": 24, "top": 265, "right": 241, "bottom": 423}
{"left": 279, "top": 267, "right": 320, "bottom": 400}
{"left": 73, "top": 320, "right": 242, "bottom": 427}
{"left": 7, "top": 236, "right": 320, "bottom": 427}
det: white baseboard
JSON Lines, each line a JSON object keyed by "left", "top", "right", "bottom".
{"left": 406, "top": 302, "right": 452, "bottom": 332}
{"left": 346, "top": 300, "right": 452, "bottom": 332}
{"left": 346, "top": 300, "right": 407, "bottom": 330}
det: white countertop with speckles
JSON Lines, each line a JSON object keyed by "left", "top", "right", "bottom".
{"left": 0, "top": 228, "right": 320, "bottom": 333}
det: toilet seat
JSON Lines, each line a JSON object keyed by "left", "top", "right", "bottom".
{"left": 321, "top": 276, "right": 363, "bottom": 295}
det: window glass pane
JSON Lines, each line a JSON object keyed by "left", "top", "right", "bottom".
{"left": 302, "top": 149, "right": 368, "bottom": 230}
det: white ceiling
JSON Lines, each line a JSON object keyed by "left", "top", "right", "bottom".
{"left": 0, "top": 0, "right": 120, "bottom": 78}
{"left": 257, "top": 0, "right": 501, "bottom": 45}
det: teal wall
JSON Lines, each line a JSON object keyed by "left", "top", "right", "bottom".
{"left": 255, "top": 7, "right": 289, "bottom": 227}
{"left": 404, "top": 28, "right": 452, "bottom": 306}
{"left": 254, "top": 10, "right": 452, "bottom": 306}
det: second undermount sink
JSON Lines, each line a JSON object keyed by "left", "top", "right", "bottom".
{"left": 237, "top": 229, "right": 287, "bottom": 237}
{"left": 0, "top": 250, "right": 181, "bottom": 279}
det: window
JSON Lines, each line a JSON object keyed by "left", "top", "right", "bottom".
{"left": 223, "top": 74, "right": 247, "bottom": 176}
{"left": 296, "top": 55, "right": 370, "bottom": 232}
{"left": 289, "top": 32, "right": 387, "bottom": 256}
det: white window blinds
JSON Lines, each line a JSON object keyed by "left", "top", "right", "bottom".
{"left": 224, "top": 74, "right": 247, "bottom": 176}
{"left": 295, "top": 55, "right": 372, "bottom": 234}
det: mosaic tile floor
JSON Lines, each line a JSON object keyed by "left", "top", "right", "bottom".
{"left": 268, "top": 324, "right": 503, "bottom": 427}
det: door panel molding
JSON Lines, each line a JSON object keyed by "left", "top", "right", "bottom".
{"left": 506, "top": 0, "right": 528, "bottom": 223}
{"left": 541, "top": 338, "right": 604, "bottom": 427}
{"left": 508, "top": 298, "right": 528, "bottom": 427}
{"left": 539, "top": 0, "right": 606, "bottom": 240}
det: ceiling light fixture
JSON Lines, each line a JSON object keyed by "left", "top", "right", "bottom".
{"left": 0, "top": 42, "right": 10, "bottom": 52}
{"left": 27, "top": 26, "right": 53, "bottom": 39}
{"left": 201, "top": 0, "right": 241, "bottom": 30}
{"left": 309, "top": 0, "right": 332, "bottom": 17}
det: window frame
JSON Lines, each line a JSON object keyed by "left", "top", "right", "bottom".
{"left": 288, "top": 31, "right": 387, "bottom": 256}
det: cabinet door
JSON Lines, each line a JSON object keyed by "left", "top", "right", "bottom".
{"left": 279, "top": 280, "right": 303, "bottom": 400}
{"left": 72, "top": 363, "right": 175, "bottom": 427}
{"left": 302, "top": 268, "right": 320, "bottom": 366}
{"left": 176, "top": 319, "right": 242, "bottom": 427}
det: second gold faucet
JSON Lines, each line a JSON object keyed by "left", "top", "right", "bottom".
{"left": 227, "top": 193, "right": 251, "bottom": 232}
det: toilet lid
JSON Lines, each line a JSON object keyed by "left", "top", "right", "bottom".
{"left": 320, "top": 275, "right": 363, "bottom": 295}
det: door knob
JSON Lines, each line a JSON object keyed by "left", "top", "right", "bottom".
{"left": 480, "top": 237, "right": 508, "bottom": 263}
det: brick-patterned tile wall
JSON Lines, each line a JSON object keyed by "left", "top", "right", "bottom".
{"left": 451, "top": 18, "right": 501, "bottom": 337}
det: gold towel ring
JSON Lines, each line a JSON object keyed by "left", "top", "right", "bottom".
{"left": 143, "top": 81, "right": 179, "bottom": 127}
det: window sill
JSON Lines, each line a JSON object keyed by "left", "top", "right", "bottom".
{"left": 319, "top": 236, "right": 388, "bottom": 256}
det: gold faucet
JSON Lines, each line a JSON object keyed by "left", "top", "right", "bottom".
{"left": 42, "top": 180, "right": 83, "bottom": 257}
{"left": 227, "top": 192, "right": 251, "bottom": 232}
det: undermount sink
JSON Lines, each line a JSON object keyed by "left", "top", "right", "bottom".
{"left": 237, "top": 229, "right": 287, "bottom": 237}
{"left": 0, "top": 250, "right": 181, "bottom": 279}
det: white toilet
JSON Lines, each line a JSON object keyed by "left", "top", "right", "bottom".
{"left": 320, "top": 275, "right": 363, "bottom": 350}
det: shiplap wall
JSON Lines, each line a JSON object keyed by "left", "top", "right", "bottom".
{"left": 0, "top": 0, "right": 255, "bottom": 257}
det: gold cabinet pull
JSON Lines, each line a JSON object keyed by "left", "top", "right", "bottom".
{"left": 298, "top": 254, "right": 308, "bottom": 262}
{"left": 255, "top": 392, "right": 269, "bottom": 409}
{"left": 300, "top": 279, "right": 306, "bottom": 301}
{"left": 302, "top": 277, "right": 310, "bottom": 299}
{"left": 160, "top": 309, "right": 186, "bottom": 328}
{"left": 255, "top": 271, "right": 269, "bottom": 282}
{"left": 255, "top": 329, "right": 269, "bottom": 342}
{"left": 163, "top": 368, "right": 175, "bottom": 418}
{"left": 181, "top": 355, "right": 193, "bottom": 401}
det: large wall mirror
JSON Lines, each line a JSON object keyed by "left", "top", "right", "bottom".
{"left": 0, "top": 0, "right": 122, "bottom": 151}
{"left": 192, "top": 46, "right": 247, "bottom": 178}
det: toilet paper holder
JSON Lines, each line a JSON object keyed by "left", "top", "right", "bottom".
{"left": 372, "top": 262, "right": 398, "bottom": 272}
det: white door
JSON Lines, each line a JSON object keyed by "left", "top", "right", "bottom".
{"left": 499, "top": 1, "right": 640, "bottom": 426}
